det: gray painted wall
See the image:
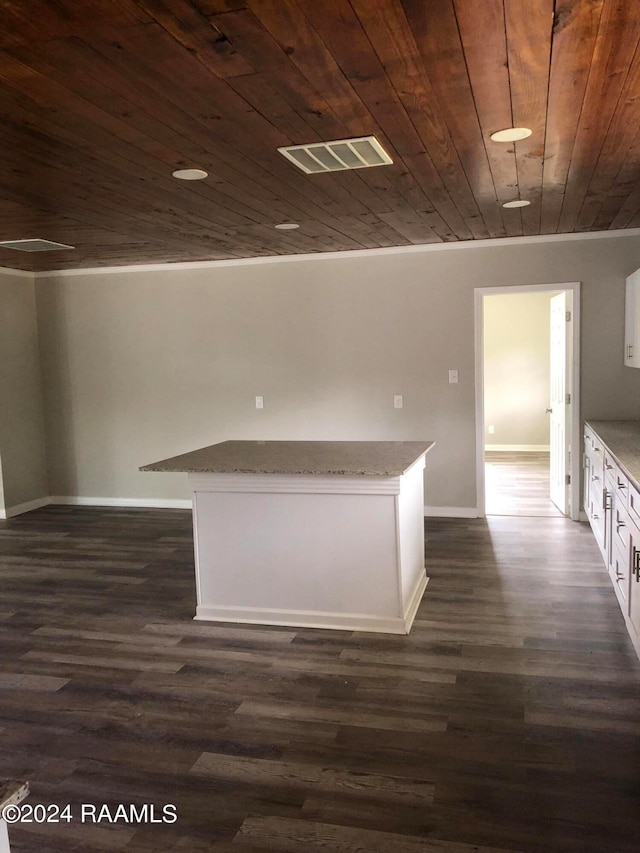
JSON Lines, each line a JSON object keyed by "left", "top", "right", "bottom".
{"left": 0, "top": 271, "right": 48, "bottom": 511}
{"left": 35, "top": 234, "right": 640, "bottom": 511}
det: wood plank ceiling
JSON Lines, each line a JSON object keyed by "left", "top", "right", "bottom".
{"left": 1, "top": 0, "right": 639, "bottom": 271}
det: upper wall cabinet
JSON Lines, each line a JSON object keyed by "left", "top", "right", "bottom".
{"left": 625, "top": 269, "right": 640, "bottom": 368}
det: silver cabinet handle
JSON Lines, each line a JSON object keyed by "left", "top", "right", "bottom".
{"left": 545, "top": 408, "right": 552, "bottom": 414}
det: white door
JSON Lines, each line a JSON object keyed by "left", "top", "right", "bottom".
{"left": 549, "top": 292, "right": 571, "bottom": 514}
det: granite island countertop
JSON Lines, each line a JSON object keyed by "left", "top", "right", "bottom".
{"left": 141, "top": 440, "right": 435, "bottom": 477}
{"left": 586, "top": 420, "right": 640, "bottom": 486}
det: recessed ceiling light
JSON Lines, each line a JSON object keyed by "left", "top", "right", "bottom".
{"left": 171, "top": 168, "right": 208, "bottom": 180}
{"left": 490, "top": 127, "right": 532, "bottom": 142}
{"left": 274, "top": 223, "right": 300, "bottom": 230}
{"left": 502, "top": 199, "right": 531, "bottom": 208}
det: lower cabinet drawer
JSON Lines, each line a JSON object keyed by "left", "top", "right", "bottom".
{"left": 628, "top": 525, "right": 640, "bottom": 638}
{"left": 590, "top": 495, "right": 606, "bottom": 551}
{"left": 603, "top": 449, "right": 617, "bottom": 478}
{"left": 615, "top": 470, "right": 629, "bottom": 510}
{"left": 629, "top": 479, "right": 640, "bottom": 530}
{"left": 610, "top": 537, "right": 630, "bottom": 609}
{"left": 612, "top": 504, "right": 631, "bottom": 555}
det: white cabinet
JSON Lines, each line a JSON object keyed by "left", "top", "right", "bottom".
{"left": 583, "top": 424, "right": 606, "bottom": 559}
{"left": 624, "top": 268, "right": 640, "bottom": 367}
{"left": 628, "top": 479, "right": 640, "bottom": 642}
{"left": 584, "top": 424, "right": 640, "bottom": 660}
{"left": 628, "top": 523, "right": 640, "bottom": 640}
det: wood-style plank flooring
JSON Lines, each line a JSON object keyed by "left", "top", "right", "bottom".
{"left": 1, "top": 506, "right": 639, "bottom": 852}
{"left": 485, "top": 451, "right": 563, "bottom": 517}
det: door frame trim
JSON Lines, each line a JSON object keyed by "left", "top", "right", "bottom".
{"left": 474, "top": 282, "right": 581, "bottom": 521}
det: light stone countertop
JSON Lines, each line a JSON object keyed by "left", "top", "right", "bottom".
{"left": 586, "top": 420, "right": 640, "bottom": 487}
{"left": 141, "top": 440, "right": 435, "bottom": 477}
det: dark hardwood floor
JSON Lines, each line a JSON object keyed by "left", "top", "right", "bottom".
{"left": 1, "top": 506, "right": 639, "bottom": 852}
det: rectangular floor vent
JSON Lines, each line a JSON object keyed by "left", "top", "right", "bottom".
{"left": 278, "top": 136, "right": 393, "bottom": 174}
{"left": 0, "top": 239, "right": 75, "bottom": 252}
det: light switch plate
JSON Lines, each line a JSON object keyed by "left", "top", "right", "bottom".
{"left": 448, "top": 370, "right": 458, "bottom": 384}
{"left": 394, "top": 395, "right": 403, "bottom": 409}
{"left": 255, "top": 396, "right": 264, "bottom": 409}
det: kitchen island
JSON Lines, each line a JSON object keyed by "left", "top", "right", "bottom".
{"left": 141, "top": 440, "right": 434, "bottom": 634}
{"left": 1, "top": 779, "right": 28, "bottom": 853}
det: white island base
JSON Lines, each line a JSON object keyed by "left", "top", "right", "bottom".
{"left": 189, "top": 456, "right": 428, "bottom": 634}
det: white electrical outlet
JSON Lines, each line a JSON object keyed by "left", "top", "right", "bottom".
{"left": 488, "top": 424, "right": 495, "bottom": 434}
{"left": 394, "top": 395, "right": 403, "bottom": 409}
{"left": 448, "top": 369, "right": 458, "bottom": 384}
{"left": 255, "top": 396, "right": 264, "bottom": 409}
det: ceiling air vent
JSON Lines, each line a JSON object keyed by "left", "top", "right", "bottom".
{"left": 0, "top": 239, "right": 75, "bottom": 252}
{"left": 278, "top": 136, "right": 393, "bottom": 174}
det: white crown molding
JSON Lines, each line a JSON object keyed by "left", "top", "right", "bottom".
{"left": 188, "top": 471, "right": 403, "bottom": 495}
{"left": 32, "top": 227, "right": 640, "bottom": 278}
{"left": 0, "top": 266, "right": 36, "bottom": 279}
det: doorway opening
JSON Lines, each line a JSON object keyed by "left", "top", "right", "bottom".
{"left": 474, "top": 283, "right": 581, "bottom": 521}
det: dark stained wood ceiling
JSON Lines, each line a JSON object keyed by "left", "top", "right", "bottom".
{"left": 1, "top": 0, "right": 640, "bottom": 271}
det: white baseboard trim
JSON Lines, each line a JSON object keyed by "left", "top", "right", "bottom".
{"left": 50, "top": 496, "right": 192, "bottom": 510}
{"left": 195, "top": 572, "right": 428, "bottom": 635}
{"left": 195, "top": 602, "right": 415, "bottom": 635}
{"left": 485, "top": 444, "right": 550, "bottom": 452}
{"left": 403, "top": 572, "right": 429, "bottom": 633}
{"left": 3, "top": 496, "right": 479, "bottom": 521}
{"left": 424, "top": 505, "right": 479, "bottom": 518}
{"left": 1, "top": 496, "right": 52, "bottom": 519}
{"left": 2, "top": 495, "right": 194, "bottom": 518}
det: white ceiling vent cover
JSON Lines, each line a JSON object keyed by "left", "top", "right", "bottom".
{"left": 278, "top": 136, "right": 393, "bottom": 174}
{"left": 0, "top": 239, "right": 75, "bottom": 252}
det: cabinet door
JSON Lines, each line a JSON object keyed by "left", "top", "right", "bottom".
{"left": 583, "top": 452, "right": 591, "bottom": 515}
{"left": 629, "top": 479, "right": 640, "bottom": 530}
{"left": 610, "top": 536, "right": 630, "bottom": 610}
{"left": 625, "top": 270, "right": 640, "bottom": 367}
{"left": 588, "top": 450, "right": 605, "bottom": 553}
{"left": 628, "top": 524, "right": 640, "bottom": 640}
